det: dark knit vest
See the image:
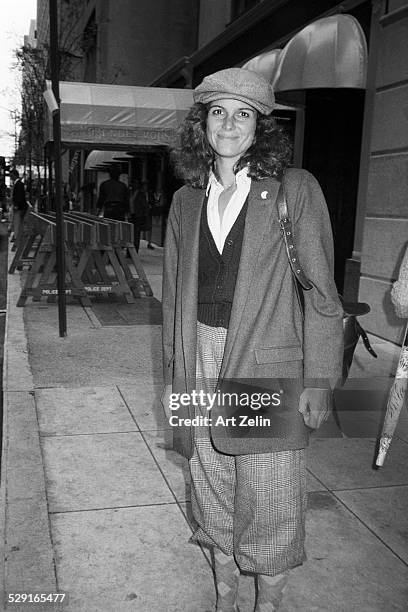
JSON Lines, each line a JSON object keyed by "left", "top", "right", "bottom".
{"left": 198, "top": 197, "right": 248, "bottom": 328}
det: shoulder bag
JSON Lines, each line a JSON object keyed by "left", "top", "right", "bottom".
{"left": 275, "top": 179, "right": 377, "bottom": 385}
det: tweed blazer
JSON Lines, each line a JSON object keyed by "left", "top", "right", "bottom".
{"left": 162, "top": 168, "right": 344, "bottom": 459}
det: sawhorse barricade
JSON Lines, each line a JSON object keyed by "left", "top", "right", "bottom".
{"left": 8, "top": 211, "right": 49, "bottom": 274}
{"left": 9, "top": 210, "right": 153, "bottom": 306}
{"left": 70, "top": 212, "right": 153, "bottom": 298}
{"left": 63, "top": 213, "right": 135, "bottom": 303}
{"left": 13, "top": 212, "right": 92, "bottom": 307}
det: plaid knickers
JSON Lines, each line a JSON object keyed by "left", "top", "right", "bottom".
{"left": 189, "top": 322, "right": 307, "bottom": 576}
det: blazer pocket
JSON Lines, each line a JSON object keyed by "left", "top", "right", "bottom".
{"left": 255, "top": 346, "right": 303, "bottom": 364}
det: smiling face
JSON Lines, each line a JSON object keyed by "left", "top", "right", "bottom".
{"left": 206, "top": 98, "right": 257, "bottom": 166}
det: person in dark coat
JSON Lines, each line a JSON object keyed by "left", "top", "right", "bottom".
{"left": 130, "top": 179, "right": 150, "bottom": 252}
{"left": 0, "top": 180, "right": 7, "bottom": 222}
{"left": 161, "top": 68, "right": 343, "bottom": 611}
{"left": 10, "top": 169, "right": 28, "bottom": 239}
{"left": 96, "top": 167, "right": 129, "bottom": 220}
{"left": 142, "top": 181, "right": 154, "bottom": 249}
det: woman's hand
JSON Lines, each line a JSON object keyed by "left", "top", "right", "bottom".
{"left": 160, "top": 384, "right": 173, "bottom": 421}
{"left": 298, "top": 388, "right": 333, "bottom": 429}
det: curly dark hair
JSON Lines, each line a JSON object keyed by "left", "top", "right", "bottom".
{"left": 172, "top": 102, "right": 293, "bottom": 188}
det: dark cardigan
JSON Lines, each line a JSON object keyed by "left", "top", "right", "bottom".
{"left": 198, "top": 197, "right": 248, "bottom": 328}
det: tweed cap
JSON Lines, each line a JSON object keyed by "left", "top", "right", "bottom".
{"left": 194, "top": 67, "right": 275, "bottom": 115}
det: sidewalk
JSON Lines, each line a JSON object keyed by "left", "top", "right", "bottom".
{"left": 1, "top": 240, "right": 408, "bottom": 611}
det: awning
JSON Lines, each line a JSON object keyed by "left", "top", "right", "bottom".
{"left": 242, "top": 49, "right": 282, "bottom": 83}
{"left": 84, "top": 150, "right": 133, "bottom": 170}
{"left": 242, "top": 15, "right": 367, "bottom": 91}
{"left": 46, "top": 81, "right": 194, "bottom": 148}
{"left": 46, "top": 80, "right": 297, "bottom": 151}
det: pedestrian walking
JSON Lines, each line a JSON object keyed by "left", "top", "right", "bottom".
{"left": 0, "top": 179, "right": 7, "bottom": 222}
{"left": 142, "top": 181, "right": 155, "bottom": 249}
{"left": 161, "top": 67, "right": 344, "bottom": 611}
{"left": 10, "top": 169, "right": 28, "bottom": 240}
{"left": 130, "top": 179, "right": 150, "bottom": 252}
{"left": 96, "top": 167, "right": 129, "bottom": 220}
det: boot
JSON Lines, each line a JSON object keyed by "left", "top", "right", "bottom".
{"left": 213, "top": 548, "right": 240, "bottom": 612}
{"left": 255, "top": 571, "right": 288, "bottom": 612}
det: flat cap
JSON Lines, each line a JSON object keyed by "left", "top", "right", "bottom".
{"left": 194, "top": 67, "right": 275, "bottom": 115}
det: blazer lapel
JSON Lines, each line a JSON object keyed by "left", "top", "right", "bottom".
{"left": 220, "top": 178, "right": 280, "bottom": 377}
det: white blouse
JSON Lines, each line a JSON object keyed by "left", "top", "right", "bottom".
{"left": 205, "top": 167, "right": 251, "bottom": 254}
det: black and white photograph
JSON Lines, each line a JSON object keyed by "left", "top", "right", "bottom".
{"left": 0, "top": 1, "right": 407, "bottom": 610}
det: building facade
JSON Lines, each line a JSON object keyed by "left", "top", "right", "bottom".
{"left": 35, "top": 0, "right": 199, "bottom": 225}
{"left": 37, "top": 0, "right": 199, "bottom": 86}
{"left": 152, "top": 0, "right": 408, "bottom": 345}
{"left": 35, "top": 0, "right": 408, "bottom": 344}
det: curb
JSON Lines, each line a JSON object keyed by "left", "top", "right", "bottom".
{"left": 1, "top": 245, "right": 57, "bottom": 609}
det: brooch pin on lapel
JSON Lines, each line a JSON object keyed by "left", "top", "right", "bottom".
{"left": 261, "top": 190, "right": 268, "bottom": 199}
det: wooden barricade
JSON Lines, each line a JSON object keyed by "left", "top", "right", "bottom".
{"left": 8, "top": 211, "right": 47, "bottom": 274}
{"left": 16, "top": 213, "right": 91, "bottom": 307}
{"left": 111, "top": 219, "right": 153, "bottom": 298}
{"left": 69, "top": 213, "right": 153, "bottom": 298}
{"left": 10, "top": 210, "right": 154, "bottom": 306}
{"left": 64, "top": 213, "right": 135, "bottom": 303}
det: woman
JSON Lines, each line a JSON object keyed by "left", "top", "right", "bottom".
{"left": 162, "top": 68, "right": 343, "bottom": 611}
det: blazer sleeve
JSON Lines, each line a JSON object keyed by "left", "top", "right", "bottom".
{"left": 290, "top": 170, "right": 344, "bottom": 389}
{"left": 162, "top": 191, "right": 181, "bottom": 384}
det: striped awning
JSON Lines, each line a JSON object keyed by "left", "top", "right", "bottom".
{"left": 46, "top": 81, "right": 194, "bottom": 148}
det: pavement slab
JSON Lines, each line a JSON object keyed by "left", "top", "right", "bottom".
{"left": 36, "top": 386, "right": 138, "bottom": 436}
{"left": 142, "top": 430, "right": 191, "bottom": 503}
{"left": 306, "top": 470, "right": 328, "bottom": 492}
{"left": 50, "top": 505, "right": 215, "bottom": 612}
{"left": 25, "top": 304, "right": 163, "bottom": 388}
{"left": 119, "top": 382, "right": 170, "bottom": 431}
{"left": 336, "top": 485, "right": 408, "bottom": 565}
{"left": 307, "top": 437, "right": 408, "bottom": 490}
{"left": 281, "top": 491, "right": 408, "bottom": 612}
{"left": 42, "top": 432, "right": 175, "bottom": 512}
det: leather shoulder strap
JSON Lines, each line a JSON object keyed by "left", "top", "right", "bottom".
{"left": 276, "top": 181, "right": 313, "bottom": 291}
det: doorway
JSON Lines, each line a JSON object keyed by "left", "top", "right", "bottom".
{"left": 302, "top": 88, "right": 365, "bottom": 291}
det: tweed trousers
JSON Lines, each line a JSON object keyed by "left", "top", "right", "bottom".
{"left": 189, "top": 322, "right": 307, "bottom": 576}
